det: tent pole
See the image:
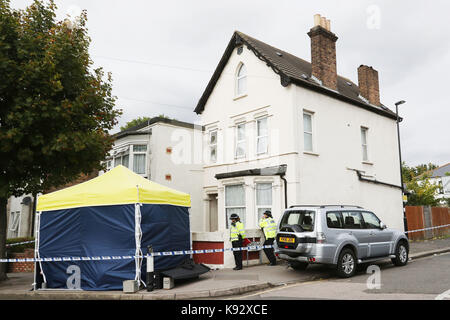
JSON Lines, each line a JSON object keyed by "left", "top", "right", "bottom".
{"left": 33, "top": 211, "right": 47, "bottom": 290}
{"left": 134, "top": 185, "right": 145, "bottom": 287}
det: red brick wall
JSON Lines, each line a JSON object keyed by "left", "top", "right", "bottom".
{"left": 193, "top": 238, "right": 261, "bottom": 265}
{"left": 7, "top": 249, "right": 34, "bottom": 273}
{"left": 193, "top": 241, "right": 224, "bottom": 265}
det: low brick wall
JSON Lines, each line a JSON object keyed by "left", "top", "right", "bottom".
{"left": 7, "top": 248, "right": 34, "bottom": 273}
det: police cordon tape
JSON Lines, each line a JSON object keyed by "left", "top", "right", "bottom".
{"left": 2, "top": 223, "right": 449, "bottom": 263}
{"left": 5, "top": 240, "right": 36, "bottom": 247}
{"left": 0, "top": 245, "right": 273, "bottom": 263}
{"left": 404, "top": 223, "right": 450, "bottom": 234}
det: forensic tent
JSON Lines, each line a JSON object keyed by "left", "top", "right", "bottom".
{"left": 34, "top": 165, "right": 191, "bottom": 291}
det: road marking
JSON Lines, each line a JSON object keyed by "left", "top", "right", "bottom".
{"left": 435, "top": 289, "right": 450, "bottom": 300}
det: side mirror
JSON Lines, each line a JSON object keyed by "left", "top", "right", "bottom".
{"left": 379, "top": 222, "right": 387, "bottom": 229}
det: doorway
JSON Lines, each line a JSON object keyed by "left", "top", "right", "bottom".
{"left": 208, "top": 194, "right": 218, "bottom": 232}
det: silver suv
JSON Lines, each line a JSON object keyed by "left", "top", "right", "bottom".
{"left": 274, "top": 205, "right": 409, "bottom": 278}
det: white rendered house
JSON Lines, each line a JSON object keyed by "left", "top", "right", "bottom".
{"left": 101, "top": 117, "right": 204, "bottom": 232}
{"left": 192, "top": 15, "right": 404, "bottom": 268}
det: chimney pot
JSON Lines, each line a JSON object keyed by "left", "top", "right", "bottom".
{"left": 314, "top": 14, "right": 321, "bottom": 27}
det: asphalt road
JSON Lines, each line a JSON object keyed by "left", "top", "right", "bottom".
{"left": 231, "top": 252, "right": 450, "bottom": 300}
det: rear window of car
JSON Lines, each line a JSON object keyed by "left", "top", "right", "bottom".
{"left": 280, "top": 210, "right": 315, "bottom": 232}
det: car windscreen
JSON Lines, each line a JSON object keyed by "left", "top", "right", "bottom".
{"left": 280, "top": 210, "right": 315, "bottom": 232}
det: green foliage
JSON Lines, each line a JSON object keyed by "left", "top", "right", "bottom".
{"left": 0, "top": 0, "right": 121, "bottom": 279}
{"left": 405, "top": 174, "right": 440, "bottom": 206}
{"left": 119, "top": 114, "right": 172, "bottom": 131}
{"left": 0, "top": 0, "right": 122, "bottom": 197}
{"left": 402, "top": 162, "right": 438, "bottom": 184}
{"left": 402, "top": 162, "right": 442, "bottom": 206}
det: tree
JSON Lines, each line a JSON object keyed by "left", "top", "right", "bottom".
{"left": 119, "top": 114, "right": 172, "bottom": 131}
{"left": 0, "top": 0, "right": 121, "bottom": 280}
{"left": 401, "top": 162, "right": 441, "bottom": 206}
{"left": 405, "top": 173, "right": 440, "bottom": 207}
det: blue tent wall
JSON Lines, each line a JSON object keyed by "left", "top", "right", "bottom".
{"left": 39, "top": 203, "right": 190, "bottom": 291}
{"left": 140, "top": 204, "right": 190, "bottom": 281}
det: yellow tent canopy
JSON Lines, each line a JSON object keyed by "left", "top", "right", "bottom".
{"left": 37, "top": 165, "right": 191, "bottom": 211}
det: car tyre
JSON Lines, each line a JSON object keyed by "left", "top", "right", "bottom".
{"left": 289, "top": 261, "right": 308, "bottom": 270}
{"left": 391, "top": 241, "right": 409, "bottom": 266}
{"left": 336, "top": 248, "right": 356, "bottom": 278}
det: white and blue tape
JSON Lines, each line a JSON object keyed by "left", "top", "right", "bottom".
{"left": 0, "top": 245, "right": 273, "bottom": 263}
{"left": 2, "top": 224, "right": 449, "bottom": 264}
{"left": 404, "top": 223, "right": 450, "bottom": 234}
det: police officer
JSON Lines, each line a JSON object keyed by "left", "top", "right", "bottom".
{"left": 229, "top": 213, "right": 246, "bottom": 270}
{"left": 259, "top": 210, "right": 277, "bottom": 266}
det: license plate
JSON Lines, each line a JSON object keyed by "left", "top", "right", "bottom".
{"left": 279, "top": 237, "right": 295, "bottom": 243}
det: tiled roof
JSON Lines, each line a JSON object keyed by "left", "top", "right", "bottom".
{"left": 430, "top": 163, "right": 450, "bottom": 178}
{"left": 194, "top": 31, "right": 398, "bottom": 120}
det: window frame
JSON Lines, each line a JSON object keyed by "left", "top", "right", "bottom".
{"left": 256, "top": 116, "right": 269, "bottom": 155}
{"left": 208, "top": 130, "right": 218, "bottom": 163}
{"left": 255, "top": 182, "right": 273, "bottom": 223}
{"left": 303, "top": 111, "right": 314, "bottom": 152}
{"left": 235, "top": 63, "right": 247, "bottom": 97}
{"left": 361, "top": 126, "right": 369, "bottom": 162}
{"left": 234, "top": 122, "right": 246, "bottom": 159}
{"left": 224, "top": 184, "right": 246, "bottom": 229}
{"left": 132, "top": 144, "right": 147, "bottom": 175}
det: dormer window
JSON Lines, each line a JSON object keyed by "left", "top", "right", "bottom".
{"left": 236, "top": 63, "right": 247, "bottom": 97}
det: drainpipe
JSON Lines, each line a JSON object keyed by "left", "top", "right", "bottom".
{"left": 279, "top": 174, "right": 288, "bottom": 209}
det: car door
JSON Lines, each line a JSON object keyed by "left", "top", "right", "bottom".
{"left": 361, "top": 211, "right": 394, "bottom": 257}
{"left": 341, "top": 211, "right": 369, "bottom": 259}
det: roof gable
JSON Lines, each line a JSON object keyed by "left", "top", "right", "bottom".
{"left": 194, "top": 31, "right": 397, "bottom": 120}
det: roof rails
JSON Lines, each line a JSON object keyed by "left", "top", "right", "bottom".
{"left": 288, "top": 205, "right": 363, "bottom": 209}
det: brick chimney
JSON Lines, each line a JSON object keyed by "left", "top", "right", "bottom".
{"left": 307, "top": 14, "right": 338, "bottom": 90}
{"left": 357, "top": 65, "right": 380, "bottom": 106}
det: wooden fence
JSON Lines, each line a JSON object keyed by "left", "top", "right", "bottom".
{"left": 405, "top": 206, "right": 450, "bottom": 240}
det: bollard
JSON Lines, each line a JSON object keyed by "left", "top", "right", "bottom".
{"left": 146, "top": 245, "right": 155, "bottom": 292}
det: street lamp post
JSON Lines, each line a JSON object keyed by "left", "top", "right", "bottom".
{"left": 395, "top": 100, "right": 408, "bottom": 234}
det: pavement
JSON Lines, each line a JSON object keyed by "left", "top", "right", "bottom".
{"left": 0, "top": 237, "right": 449, "bottom": 300}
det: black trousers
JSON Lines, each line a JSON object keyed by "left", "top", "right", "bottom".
{"left": 232, "top": 239, "right": 243, "bottom": 268}
{"left": 263, "top": 238, "right": 276, "bottom": 264}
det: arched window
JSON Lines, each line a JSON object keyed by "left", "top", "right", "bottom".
{"left": 236, "top": 63, "right": 247, "bottom": 96}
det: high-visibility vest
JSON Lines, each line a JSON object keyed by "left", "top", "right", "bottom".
{"left": 230, "top": 221, "right": 246, "bottom": 242}
{"left": 259, "top": 217, "right": 277, "bottom": 239}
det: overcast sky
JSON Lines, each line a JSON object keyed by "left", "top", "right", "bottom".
{"left": 10, "top": 0, "right": 450, "bottom": 167}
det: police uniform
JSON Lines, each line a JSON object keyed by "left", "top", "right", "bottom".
{"left": 259, "top": 212, "right": 277, "bottom": 265}
{"left": 230, "top": 215, "right": 246, "bottom": 270}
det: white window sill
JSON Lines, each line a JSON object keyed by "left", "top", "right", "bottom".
{"left": 303, "top": 151, "right": 319, "bottom": 157}
{"left": 362, "top": 161, "right": 374, "bottom": 165}
{"left": 233, "top": 94, "right": 247, "bottom": 101}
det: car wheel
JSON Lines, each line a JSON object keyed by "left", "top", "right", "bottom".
{"left": 336, "top": 248, "right": 356, "bottom": 278}
{"left": 289, "top": 261, "right": 308, "bottom": 270}
{"left": 391, "top": 241, "right": 409, "bottom": 266}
